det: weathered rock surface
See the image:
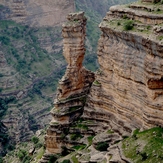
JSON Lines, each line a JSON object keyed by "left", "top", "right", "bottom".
{"left": 85, "top": 0, "right": 163, "bottom": 138}
{"left": 0, "top": 0, "right": 75, "bottom": 27}
{"left": 40, "top": 1, "right": 163, "bottom": 163}
{"left": 40, "top": 12, "right": 94, "bottom": 162}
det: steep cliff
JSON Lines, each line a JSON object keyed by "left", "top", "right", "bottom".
{"left": 85, "top": 0, "right": 163, "bottom": 134}
{"left": 41, "top": 0, "right": 163, "bottom": 162}
{"left": 0, "top": 0, "right": 137, "bottom": 159}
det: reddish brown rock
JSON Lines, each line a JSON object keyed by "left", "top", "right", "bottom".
{"left": 84, "top": 1, "right": 163, "bottom": 135}
{"left": 40, "top": 12, "right": 94, "bottom": 161}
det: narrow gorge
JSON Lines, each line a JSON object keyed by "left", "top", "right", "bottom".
{"left": 41, "top": 0, "right": 163, "bottom": 162}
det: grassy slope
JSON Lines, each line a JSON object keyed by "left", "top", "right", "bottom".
{"left": 122, "top": 127, "right": 163, "bottom": 163}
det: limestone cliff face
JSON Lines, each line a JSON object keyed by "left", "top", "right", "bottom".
{"left": 40, "top": 12, "right": 94, "bottom": 161}
{"left": 84, "top": 0, "right": 163, "bottom": 134}
{"left": 0, "top": 0, "right": 75, "bottom": 27}
{"left": 40, "top": 1, "right": 163, "bottom": 162}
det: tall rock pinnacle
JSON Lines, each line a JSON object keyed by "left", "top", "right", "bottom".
{"left": 40, "top": 12, "right": 94, "bottom": 162}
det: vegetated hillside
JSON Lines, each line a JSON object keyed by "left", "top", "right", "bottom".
{"left": 0, "top": 0, "right": 71, "bottom": 156}
{"left": 0, "top": 0, "right": 136, "bottom": 158}
{"left": 0, "top": 19, "right": 65, "bottom": 156}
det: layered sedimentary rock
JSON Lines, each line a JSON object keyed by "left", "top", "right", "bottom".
{"left": 40, "top": 12, "right": 94, "bottom": 162}
{"left": 0, "top": 0, "right": 75, "bottom": 27}
{"left": 84, "top": 0, "right": 163, "bottom": 134}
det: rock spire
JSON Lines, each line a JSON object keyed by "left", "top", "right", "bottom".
{"left": 40, "top": 12, "right": 94, "bottom": 162}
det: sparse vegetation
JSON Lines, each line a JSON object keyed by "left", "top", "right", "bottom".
{"left": 117, "top": 21, "right": 121, "bottom": 26}
{"left": 31, "top": 136, "right": 39, "bottom": 144}
{"left": 87, "top": 136, "right": 94, "bottom": 145}
{"left": 158, "top": 35, "right": 163, "bottom": 41}
{"left": 48, "top": 154, "right": 58, "bottom": 163}
{"left": 61, "top": 160, "right": 70, "bottom": 163}
{"left": 95, "top": 142, "right": 108, "bottom": 151}
{"left": 122, "top": 127, "right": 163, "bottom": 163}
{"left": 70, "top": 133, "right": 83, "bottom": 141}
{"left": 17, "top": 149, "right": 31, "bottom": 163}
{"left": 71, "top": 155, "right": 79, "bottom": 163}
{"left": 93, "top": 80, "right": 101, "bottom": 85}
{"left": 123, "top": 20, "right": 134, "bottom": 31}
{"left": 77, "top": 123, "right": 88, "bottom": 130}
{"left": 107, "top": 129, "right": 114, "bottom": 134}
{"left": 0, "top": 157, "right": 3, "bottom": 163}
{"left": 69, "top": 106, "right": 80, "bottom": 112}
{"left": 123, "top": 14, "right": 128, "bottom": 19}
{"left": 72, "top": 144, "right": 86, "bottom": 150}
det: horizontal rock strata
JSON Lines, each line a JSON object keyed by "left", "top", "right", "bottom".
{"left": 84, "top": 0, "right": 163, "bottom": 134}
{"left": 40, "top": 12, "right": 94, "bottom": 162}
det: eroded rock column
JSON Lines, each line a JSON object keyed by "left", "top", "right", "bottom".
{"left": 40, "top": 12, "right": 94, "bottom": 161}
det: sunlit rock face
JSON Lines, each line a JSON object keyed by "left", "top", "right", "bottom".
{"left": 84, "top": 1, "right": 163, "bottom": 135}
{"left": 40, "top": 12, "right": 94, "bottom": 161}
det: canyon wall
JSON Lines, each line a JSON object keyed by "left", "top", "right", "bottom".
{"left": 0, "top": 0, "right": 75, "bottom": 27}
{"left": 40, "top": 1, "right": 163, "bottom": 162}
{"left": 84, "top": 0, "right": 163, "bottom": 134}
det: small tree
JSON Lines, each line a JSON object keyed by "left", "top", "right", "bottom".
{"left": 31, "top": 136, "right": 39, "bottom": 144}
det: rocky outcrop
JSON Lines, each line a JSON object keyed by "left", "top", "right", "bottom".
{"left": 40, "top": 1, "right": 163, "bottom": 162}
{"left": 84, "top": 0, "right": 163, "bottom": 136}
{"left": 40, "top": 12, "right": 94, "bottom": 162}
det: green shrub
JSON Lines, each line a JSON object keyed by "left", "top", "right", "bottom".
{"left": 87, "top": 136, "right": 94, "bottom": 145}
{"left": 22, "top": 155, "right": 31, "bottom": 163}
{"left": 61, "top": 146, "right": 70, "bottom": 156}
{"left": 72, "top": 144, "right": 86, "bottom": 150}
{"left": 123, "top": 14, "right": 128, "bottom": 19}
{"left": 61, "top": 160, "right": 70, "bottom": 163}
{"left": 35, "top": 142, "right": 43, "bottom": 148}
{"left": 95, "top": 142, "right": 108, "bottom": 151}
{"left": 17, "top": 149, "right": 27, "bottom": 160}
{"left": 123, "top": 20, "right": 134, "bottom": 31}
{"left": 147, "top": 25, "right": 151, "bottom": 30}
{"left": 31, "top": 136, "right": 39, "bottom": 144}
{"left": 48, "top": 155, "right": 58, "bottom": 163}
{"left": 117, "top": 22, "right": 121, "bottom": 26}
{"left": 0, "top": 157, "right": 3, "bottom": 163}
{"left": 70, "top": 133, "right": 83, "bottom": 141}
{"left": 132, "top": 129, "right": 139, "bottom": 137}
